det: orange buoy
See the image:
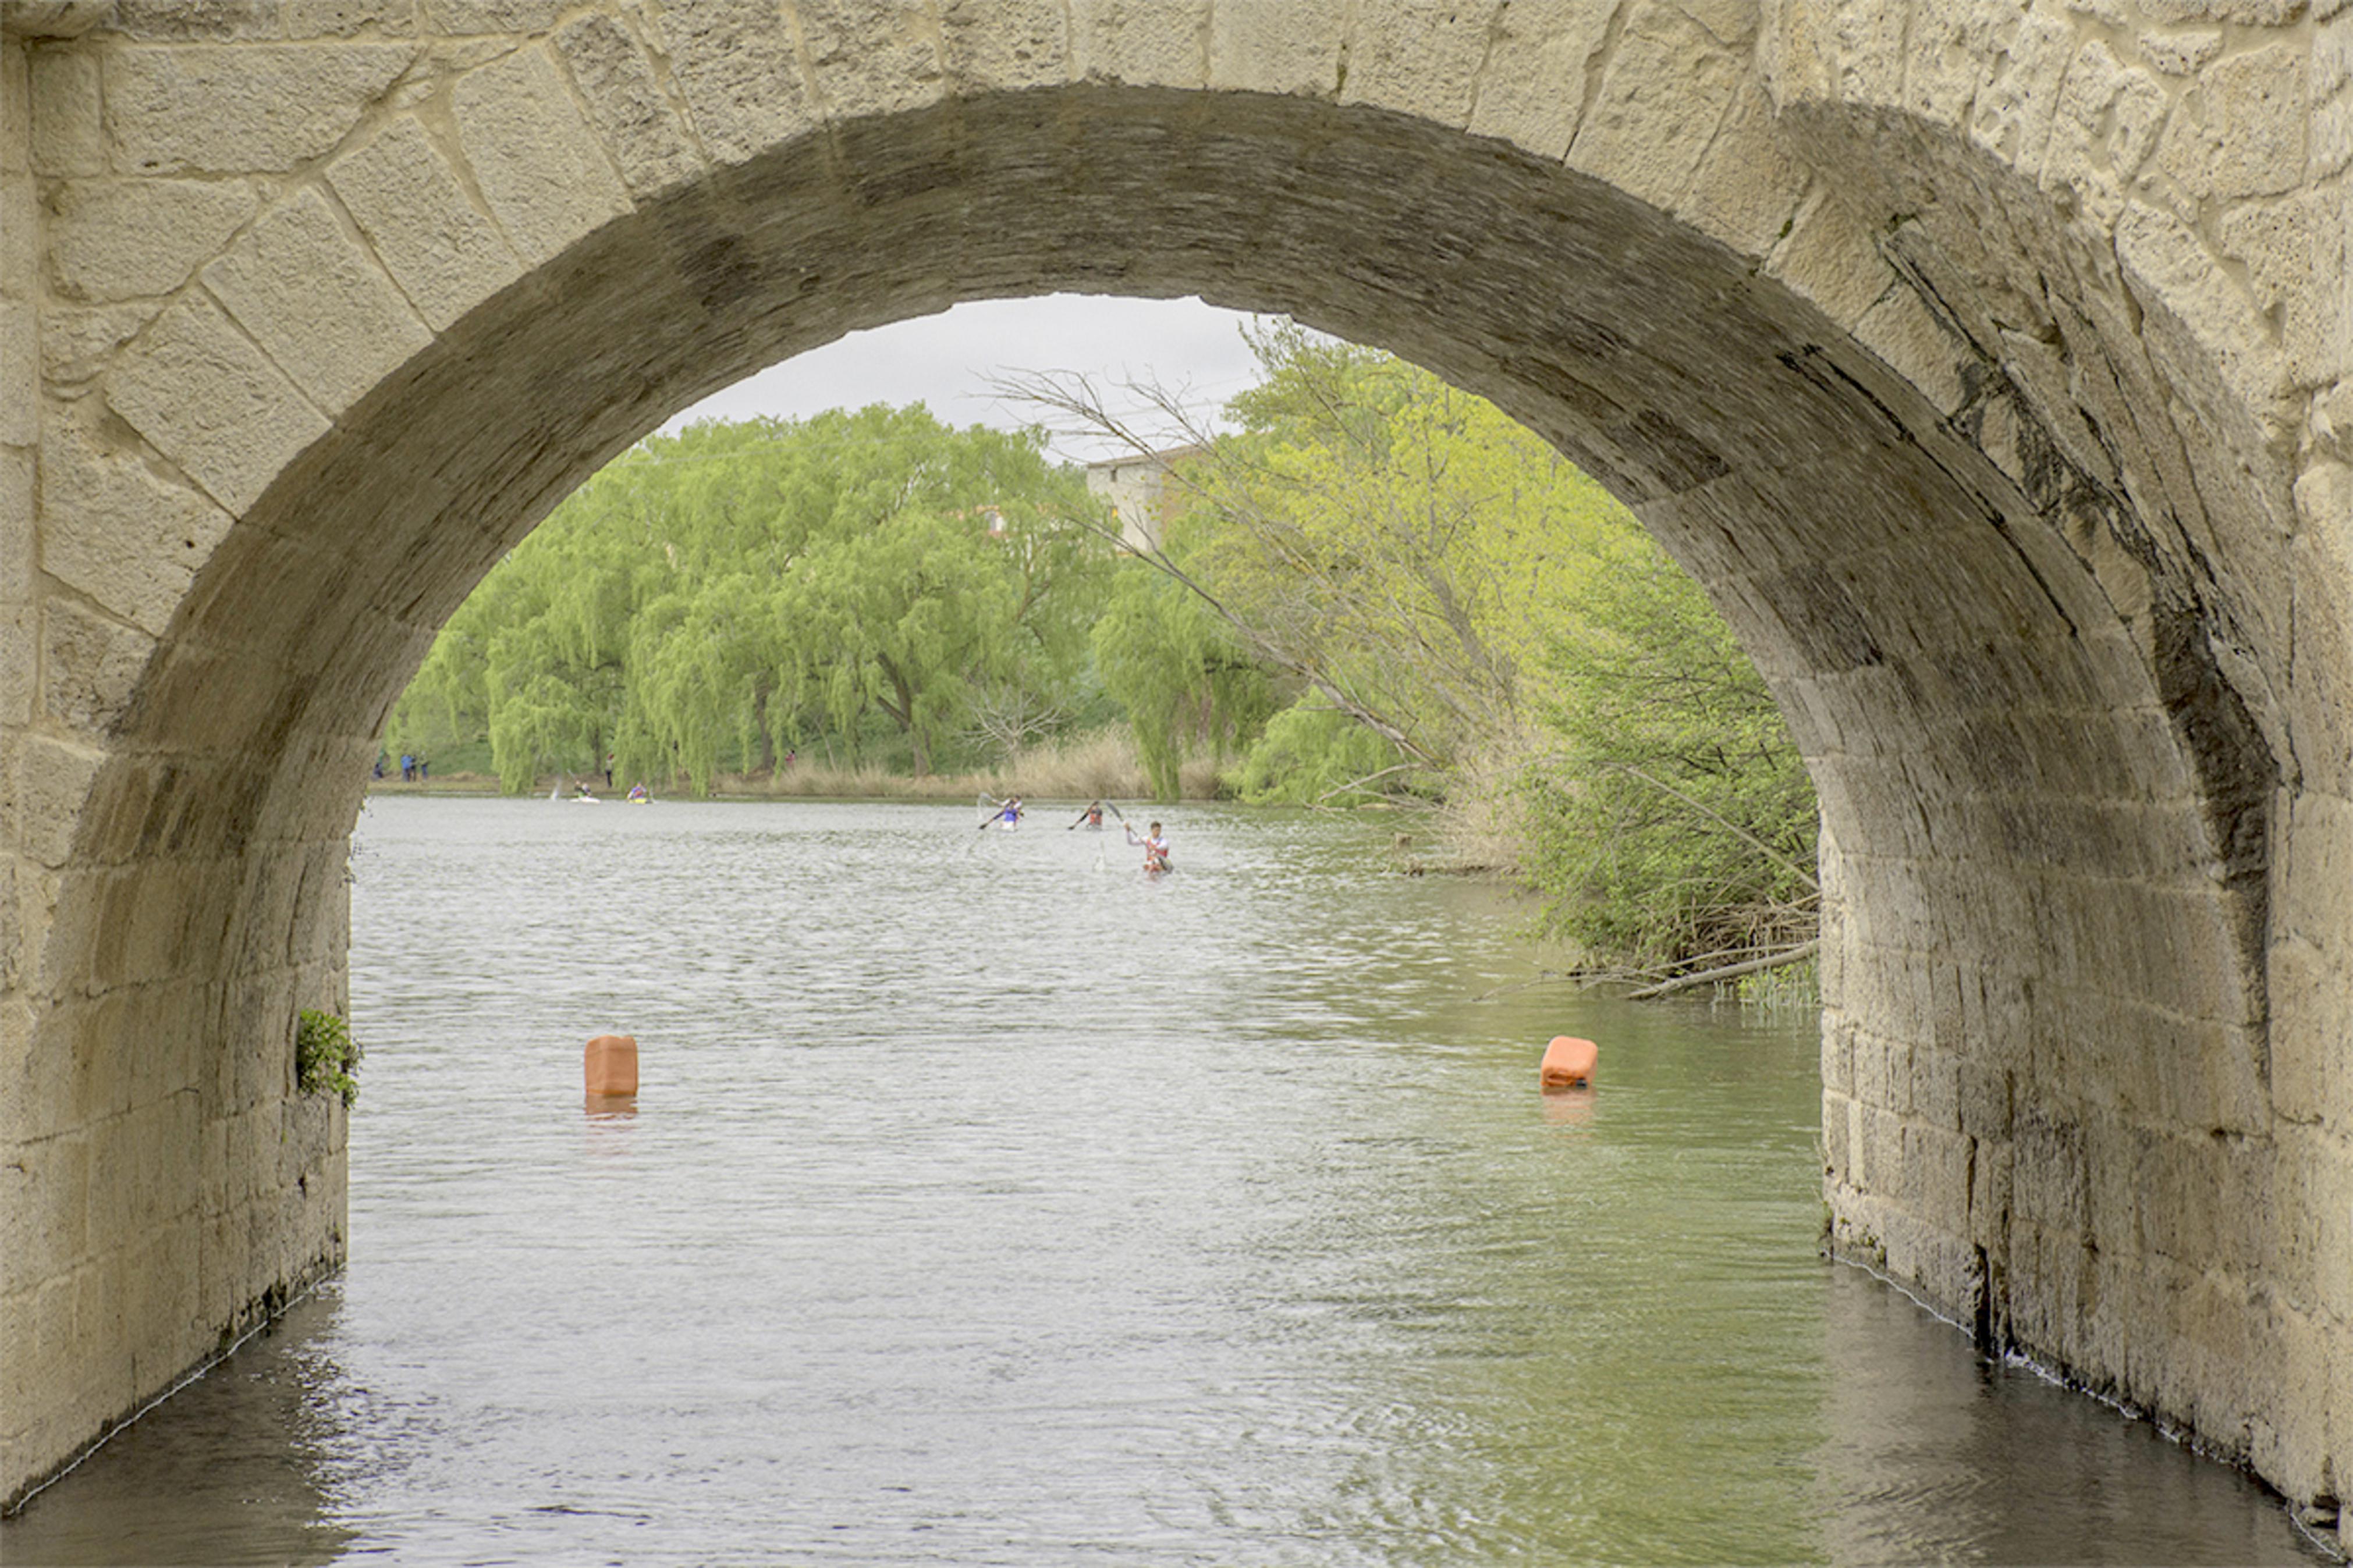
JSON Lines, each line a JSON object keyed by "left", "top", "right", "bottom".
{"left": 1540, "top": 1034, "right": 1598, "bottom": 1090}
{"left": 584, "top": 1033, "right": 639, "bottom": 1097}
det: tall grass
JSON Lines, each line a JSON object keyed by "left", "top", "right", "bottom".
{"left": 375, "top": 727, "right": 1274, "bottom": 806}
{"left": 690, "top": 728, "right": 1181, "bottom": 803}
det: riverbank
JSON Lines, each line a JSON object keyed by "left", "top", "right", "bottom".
{"left": 365, "top": 731, "right": 1225, "bottom": 804}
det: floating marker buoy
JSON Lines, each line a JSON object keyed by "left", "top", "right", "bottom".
{"left": 584, "top": 1033, "right": 639, "bottom": 1097}
{"left": 1540, "top": 1034, "right": 1597, "bottom": 1090}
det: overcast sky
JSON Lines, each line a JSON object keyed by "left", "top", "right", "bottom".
{"left": 659, "top": 293, "right": 1270, "bottom": 464}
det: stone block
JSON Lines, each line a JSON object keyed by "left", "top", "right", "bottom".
{"left": 1968, "top": 9, "right": 2076, "bottom": 177}
{"left": 451, "top": 45, "right": 632, "bottom": 270}
{"left": 104, "top": 1, "right": 282, "bottom": 40}
{"left": 285, "top": 0, "right": 419, "bottom": 35}
{"left": 45, "top": 177, "right": 257, "bottom": 303}
{"left": 1454, "top": 0, "right": 1602, "bottom": 157}
{"left": 202, "top": 186, "right": 433, "bottom": 416}
{"left": 0, "top": 1130, "right": 90, "bottom": 1285}
{"left": 2290, "top": 1133, "right": 2353, "bottom": 1324}
{"left": 107, "top": 292, "right": 331, "bottom": 518}
{"left": 1335, "top": 0, "right": 1492, "bottom": 125}
{"left": 1209, "top": 0, "right": 1342, "bottom": 94}
{"left": 2252, "top": 1302, "right": 2338, "bottom": 1506}
{"left": 553, "top": 12, "right": 703, "bottom": 198}
{"left": 1852, "top": 285, "right": 1970, "bottom": 416}
{"left": 1822, "top": 1015, "right": 1857, "bottom": 1096}
{"left": 1969, "top": 1134, "right": 2013, "bottom": 1244}
{"left": 1959, "top": 1054, "right": 2013, "bottom": 1140}
{"left": 122, "top": 1224, "right": 203, "bottom": 1391}
{"left": 659, "top": 0, "right": 816, "bottom": 163}
{"left": 327, "top": 118, "right": 523, "bottom": 335}
{"left": 1854, "top": 1025, "right": 1891, "bottom": 1108}
{"left": 2319, "top": 18, "right": 2353, "bottom": 180}
{"left": 27, "top": 45, "right": 104, "bottom": 177}
{"left": 1861, "top": 1103, "right": 1905, "bottom": 1196}
{"left": 1067, "top": 0, "right": 1207, "bottom": 87}
{"left": 0, "top": 301, "right": 32, "bottom": 457}
{"left": 1767, "top": 184, "right": 1896, "bottom": 332}
{"left": 1901, "top": 1121, "right": 1974, "bottom": 1228}
{"left": 1820, "top": 0, "right": 1907, "bottom": 108}
{"left": 794, "top": 0, "right": 946, "bottom": 119}
{"left": 1822, "top": 1087, "right": 1853, "bottom": 1177}
{"left": 2042, "top": 42, "right": 2169, "bottom": 230}
{"left": 104, "top": 43, "right": 414, "bottom": 175}
{"left": 2270, "top": 933, "right": 2352, "bottom": 1130}
{"left": 940, "top": 0, "right": 1067, "bottom": 93}
{"left": 38, "top": 426, "right": 233, "bottom": 638}
{"left": 2117, "top": 199, "right": 2298, "bottom": 446}
{"left": 0, "top": 1274, "right": 84, "bottom": 1470}
{"left": 42, "top": 599, "right": 154, "bottom": 737}
{"left": 123, "top": 985, "right": 207, "bottom": 1114}
{"left": 1678, "top": 72, "right": 1811, "bottom": 257}
{"left": 2157, "top": 43, "right": 2307, "bottom": 202}
{"left": 1567, "top": 2, "right": 1743, "bottom": 212}
{"left": 2013, "top": 1111, "right": 2088, "bottom": 1233}
{"left": 2, "top": 156, "right": 36, "bottom": 305}
{"left": 2219, "top": 193, "right": 2336, "bottom": 388}
{"left": 1912, "top": 1042, "right": 1962, "bottom": 1129}
{"left": 41, "top": 302, "right": 153, "bottom": 389}
{"left": 15, "top": 734, "right": 106, "bottom": 870}
{"left": 0, "top": 39, "right": 24, "bottom": 177}
{"left": 423, "top": 0, "right": 562, "bottom": 27}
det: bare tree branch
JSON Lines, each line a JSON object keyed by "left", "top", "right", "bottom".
{"left": 1623, "top": 939, "right": 1820, "bottom": 1000}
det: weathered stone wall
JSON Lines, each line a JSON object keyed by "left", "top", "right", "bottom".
{"left": 0, "top": 0, "right": 2343, "bottom": 1545}
{"left": 2, "top": 9, "right": 350, "bottom": 1491}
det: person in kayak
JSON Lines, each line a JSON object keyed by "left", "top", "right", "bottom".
{"left": 1126, "top": 820, "right": 1170, "bottom": 873}
{"left": 1071, "top": 801, "right": 1105, "bottom": 829}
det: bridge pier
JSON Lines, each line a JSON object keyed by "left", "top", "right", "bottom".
{"left": 2, "top": 0, "right": 2348, "bottom": 1546}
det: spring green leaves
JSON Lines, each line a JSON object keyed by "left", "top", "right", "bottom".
{"left": 295, "top": 1008, "right": 362, "bottom": 1109}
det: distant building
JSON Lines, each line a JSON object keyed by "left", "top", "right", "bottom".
{"left": 1085, "top": 445, "right": 1206, "bottom": 553}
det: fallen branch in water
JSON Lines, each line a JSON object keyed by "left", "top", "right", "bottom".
{"left": 1623, "top": 938, "right": 1820, "bottom": 1001}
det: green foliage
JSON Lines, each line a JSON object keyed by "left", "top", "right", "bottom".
{"left": 1517, "top": 528, "right": 1818, "bottom": 972}
{"left": 1090, "top": 556, "right": 1275, "bottom": 799}
{"left": 1038, "top": 322, "right": 1636, "bottom": 799}
{"left": 389, "top": 407, "right": 1113, "bottom": 793}
{"left": 1229, "top": 695, "right": 1415, "bottom": 806}
{"left": 295, "top": 1008, "right": 361, "bottom": 1109}
{"left": 1176, "top": 322, "right": 1632, "bottom": 771}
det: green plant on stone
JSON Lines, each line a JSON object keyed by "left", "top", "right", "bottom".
{"left": 295, "top": 1008, "right": 362, "bottom": 1109}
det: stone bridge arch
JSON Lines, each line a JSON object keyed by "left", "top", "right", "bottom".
{"left": 1, "top": 0, "right": 2346, "bottom": 1538}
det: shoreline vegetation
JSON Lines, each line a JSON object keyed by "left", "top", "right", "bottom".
{"left": 368, "top": 730, "right": 1212, "bottom": 806}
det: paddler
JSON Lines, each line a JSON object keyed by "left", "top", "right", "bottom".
{"left": 1071, "top": 801, "right": 1105, "bottom": 829}
{"left": 1126, "top": 820, "right": 1170, "bottom": 873}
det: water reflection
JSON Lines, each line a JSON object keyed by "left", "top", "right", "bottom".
{"left": 1, "top": 1290, "right": 353, "bottom": 1567}
{"left": 1539, "top": 1085, "right": 1596, "bottom": 1126}
{"left": 1816, "top": 1266, "right": 2316, "bottom": 1565}
{"left": 1, "top": 801, "right": 2326, "bottom": 1566}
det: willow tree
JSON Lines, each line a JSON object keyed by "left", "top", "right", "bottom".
{"left": 1089, "top": 554, "right": 1274, "bottom": 799}
{"left": 391, "top": 406, "right": 1112, "bottom": 793}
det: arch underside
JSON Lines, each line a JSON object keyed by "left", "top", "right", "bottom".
{"left": 11, "top": 77, "right": 2331, "bottom": 1523}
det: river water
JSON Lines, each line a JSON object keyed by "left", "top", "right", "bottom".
{"left": 3, "top": 798, "right": 2331, "bottom": 1566}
